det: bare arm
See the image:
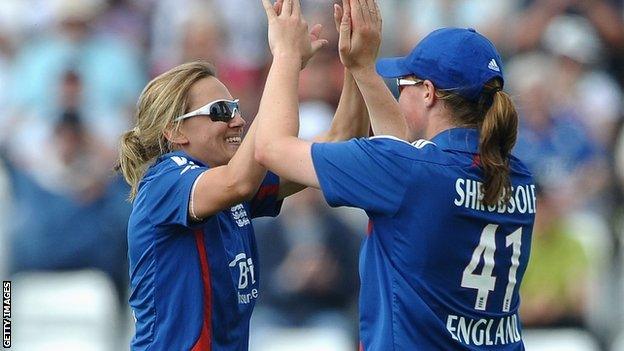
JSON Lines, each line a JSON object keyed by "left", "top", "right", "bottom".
{"left": 255, "top": 0, "right": 324, "bottom": 189}
{"left": 277, "top": 69, "right": 370, "bottom": 198}
{"left": 276, "top": 5, "right": 371, "bottom": 199}
{"left": 191, "top": 117, "right": 268, "bottom": 219}
{"left": 338, "top": 0, "right": 408, "bottom": 139}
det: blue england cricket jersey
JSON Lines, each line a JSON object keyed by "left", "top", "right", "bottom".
{"left": 311, "top": 128, "right": 535, "bottom": 350}
{"left": 128, "top": 150, "right": 282, "bottom": 351}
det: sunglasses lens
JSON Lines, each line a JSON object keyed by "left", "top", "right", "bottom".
{"left": 209, "top": 101, "right": 239, "bottom": 122}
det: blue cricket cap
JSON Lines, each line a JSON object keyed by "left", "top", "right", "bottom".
{"left": 376, "top": 28, "right": 504, "bottom": 102}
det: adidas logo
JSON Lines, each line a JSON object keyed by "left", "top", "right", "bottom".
{"left": 488, "top": 59, "right": 500, "bottom": 72}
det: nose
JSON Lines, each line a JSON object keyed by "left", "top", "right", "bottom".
{"left": 228, "top": 111, "right": 246, "bottom": 128}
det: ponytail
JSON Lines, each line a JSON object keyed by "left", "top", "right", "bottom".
{"left": 478, "top": 82, "right": 518, "bottom": 206}
{"left": 435, "top": 78, "right": 519, "bottom": 207}
{"left": 116, "top": 129, "right": 153, "bottom": 200}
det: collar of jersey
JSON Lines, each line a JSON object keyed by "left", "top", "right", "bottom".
{"left": 158, "top": 150, "right": 209, "bottom": 168}
{"left": 430, "top": 127, "right": 480, "bottom": 153}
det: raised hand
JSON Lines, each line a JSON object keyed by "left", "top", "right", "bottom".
{"left": 262, "top": 0, "right": 328, "bottom": 69}
{"left": 335, "top": 0, "right": 382, "bottom": 72}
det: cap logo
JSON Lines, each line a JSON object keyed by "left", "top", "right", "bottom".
{"left": 488, "top": 59, "right": 500, "bottom": 72}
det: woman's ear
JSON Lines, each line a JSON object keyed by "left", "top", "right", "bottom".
{"left": 423, "top": 80, "right": 437, "bottom": 108}
{"left": 164, "top": 125, "right": 189, "bottom": 146}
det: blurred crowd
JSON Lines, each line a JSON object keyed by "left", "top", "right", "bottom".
{"left": 1, "top": 0, "right": 624, "bottom": 349}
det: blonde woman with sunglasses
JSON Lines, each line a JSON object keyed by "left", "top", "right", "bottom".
{"left": 116, "top": 1, "right": 372, "bottom": 348}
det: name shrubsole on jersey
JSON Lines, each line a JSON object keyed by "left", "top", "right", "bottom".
{"left": 454, "top": 178, "right": 536, "bottom": 214}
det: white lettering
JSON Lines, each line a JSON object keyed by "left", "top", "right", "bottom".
{"left": 446, "top": 314, "right": 522, "bottom": 346}
{"left": 515, "top": 186, "right": 528, "bottom": 214}
{"left": 507, "top": 187, "right": 516, "bottom": 213}
{"left": 471, "top": 319, "right": 486, "bottom": 346}
{"left": 530, "top": 184, "right": 537, "bottom": 214}
{"left": 453, "top": 178, "right": 536, "bottom": 215}
{"left": 469, "top": 180, "right": 478, "bottom": 209}
{"left": 454, "top": 179, "right": 465, "bottom": 206}
{"left": 458, "top": 317, "right": 473, "bottom": 345}
{"left": 485, "top": 318, "right": 494, "bottom": 345}
{"left": 446, "top": 315, "right": 459, "bottom": 341}
{"left": 495, "top": 319, "right": 505, "bottom": 345}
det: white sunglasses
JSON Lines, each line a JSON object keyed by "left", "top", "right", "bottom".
{"left": 174, "top": 99, "right": 240, "bottom": 122}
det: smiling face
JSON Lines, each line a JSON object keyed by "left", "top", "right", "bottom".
{"left": 175, "top": 76, "right": 246, "bottom": 167}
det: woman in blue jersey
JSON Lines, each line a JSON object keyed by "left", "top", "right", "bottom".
{"left": 116, "top": 3, "right": 373, "bottom": 349}
{"left": 256, "top": 0, "right": 535, "bottom": 350}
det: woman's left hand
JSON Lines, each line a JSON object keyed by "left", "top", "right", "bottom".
{"left": 262, "top": 0, "right": 328, "bottom": 69}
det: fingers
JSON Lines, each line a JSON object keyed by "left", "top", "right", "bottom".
{"left": 292, "top": 0, "right": 301, "bottom": 16}
{"left": 311, "top": 38, "right": 329, "bottom": 54}
{"left": 338, "top": 0, "right": 352, "bottom": 58}
{"left": 365, "top": 0, "right": 377, "bottom": 23}
{"left": 333, "top": 4, "right": 342, "bottom": 33}
{"left": 350, "top": 0, "right": 363, "bottom": 26}
{"left": 282, "top": 0, "right": 293, "bottom": 16}
{"left": 355, "top": 0, "right": 371, "bottom": 24}
{"left": 374, "top": 0, "right": 382, "bottom": 31}
{"left": 309, "top": 23, "right": 323, "bottom": 40}
{"left": 273, "top": 0, "right": 283, "bottom": 15}
{"left": 262, "top": 0, "right": 278, "bottom": 20}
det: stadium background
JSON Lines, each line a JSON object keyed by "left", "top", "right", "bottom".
{"left": 0, "top": 0, "right": 623, "bottom": 350}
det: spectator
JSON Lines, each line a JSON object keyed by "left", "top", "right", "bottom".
{"left": 520, "top": 186, "right": 588, "bottom": 328}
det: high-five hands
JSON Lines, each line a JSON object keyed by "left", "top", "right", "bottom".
{"left": 334, "top": 0, "right": 382, "bottom": 72}
{"left": 262, "top": 0, "right": 328, "bottom": 69}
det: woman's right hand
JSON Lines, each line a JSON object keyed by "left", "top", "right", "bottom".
{"left": 335, "top": 0, "right": 382, "bottom": 73}
{"left": 262, "top": 0, "right": 327, "bottom": 69}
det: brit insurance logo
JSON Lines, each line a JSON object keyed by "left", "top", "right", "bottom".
{"left": 229, "top": 253, "right": 258, "bottom": 304}
{"left": 230, "top": 204, "right": 250, "bottom": 228}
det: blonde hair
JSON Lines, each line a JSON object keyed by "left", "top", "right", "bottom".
{"left": 436, "top": 79, "right": 519, "bottom": 206}
{"left": 116, "top": 61, "right": 216, "bottom": 200}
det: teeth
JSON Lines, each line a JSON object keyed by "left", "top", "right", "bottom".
{"left": 226, "top": 137, "right": 241, "bottom": 144}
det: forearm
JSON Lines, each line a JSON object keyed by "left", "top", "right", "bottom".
{"left": 224, "top": 117, "right": 267, "bottom": 200}
{"left": 319, "top": 69, "right": 370, "bottom": 142}
{"left": 351, "top": 66, "right": 408, "bottom": 139}
{"left": 255, "top": 54, "right": 302, "bottom": 168}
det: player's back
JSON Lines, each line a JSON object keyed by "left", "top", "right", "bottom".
{"left": 359, "top": 129, "right": 535, "bottom": 350}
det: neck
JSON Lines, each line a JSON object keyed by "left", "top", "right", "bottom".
{"left": 424, "top": 110, "right": 455, "bottom": 140}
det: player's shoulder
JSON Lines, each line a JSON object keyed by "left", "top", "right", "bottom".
{"left": 139, "top": 152, "right": 207, "bottom": 193}
{"left": 149, "top": 152, "right": 204, "bottom": 177}
{"left": 509, "top": 154, "right": 534, "bottom": 182}
{"left": 363, "top": 135, "right": 446, "bottom": 163}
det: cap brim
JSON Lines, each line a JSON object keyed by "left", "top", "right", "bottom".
{"left": 376, "top": 57, "right": 413, "bottom": 78}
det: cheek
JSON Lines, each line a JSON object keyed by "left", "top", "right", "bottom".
{"left": 399, "top": 94, "right": 427, "bottom": 138}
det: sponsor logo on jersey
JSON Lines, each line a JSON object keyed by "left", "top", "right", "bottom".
{"left": 229, "top": 253, "right": 258, "bottom": 304}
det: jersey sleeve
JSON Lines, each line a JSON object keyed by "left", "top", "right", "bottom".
{"left": 145, "top": 161, "right": 207, "bottom": 228}
{"left": 311, "top": 137, "right": 413, "bottom": 215}
{"left": 249, "top": 171, "right": 283, "bottom": 218}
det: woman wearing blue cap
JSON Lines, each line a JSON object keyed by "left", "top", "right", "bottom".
{"left": 257, "top": 0, "right": 535, "bottom": 349}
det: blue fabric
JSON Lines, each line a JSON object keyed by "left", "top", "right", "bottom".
{"left": 376, "top": 28, "right": 504, "bottom": 101}
{"left": 5, "top": 156, "right": 130, "bottom": 302}
{"left": 312, "top": 128, "right": 535, "bottom": 350}
{"left": 128, "top": 151, "right": 282, "bottom": 350}
{"left": 514, "top": 109, "right": 599, "bottom": 188}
